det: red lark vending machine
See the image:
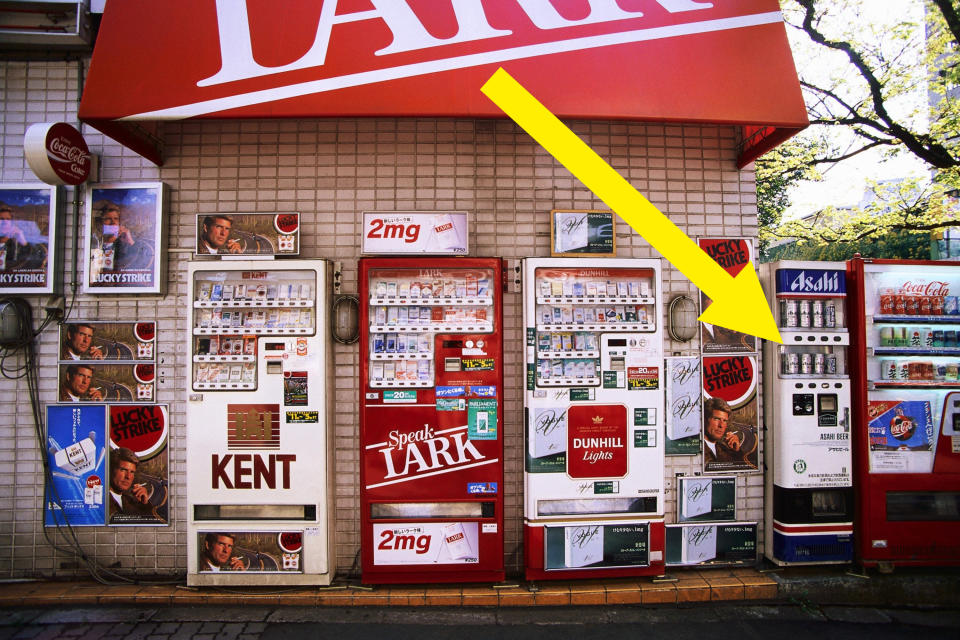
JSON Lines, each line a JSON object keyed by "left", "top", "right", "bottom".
{"left": 848, "top": 257, "right": 960, "bottom": 567}
{"left": 359, "top": 257, "right": 504, "bottom": 583}
{"left": 522, "top": 258, "right": 665, "bottom": 580}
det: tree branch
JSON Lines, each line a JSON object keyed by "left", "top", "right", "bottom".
{"left": 931, "top": 0, "right": 960, "bottom": 45}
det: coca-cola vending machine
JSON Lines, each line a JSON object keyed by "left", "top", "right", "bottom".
{"left": 359, "top": 257, "right": 504, "bottom": 583}
{"left": 760, "top": 261, "right": 854, "bottom": 565}
{"left": 848, "top": 257, "right": 960, "bottom": 567}
{"left": 186, "top": 260, "right": 335, "bottom": 586}
{"left": 522, "top": 258, "right": 665, "bottom": 580}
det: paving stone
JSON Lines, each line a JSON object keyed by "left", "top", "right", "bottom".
{"left": 821, "top": 606, "right": 892, "bottom": 624}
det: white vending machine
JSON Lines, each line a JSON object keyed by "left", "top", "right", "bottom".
{"left": 761, "top": 261, "right": 854, "bottom": 565}
{"left": 186, "top": 260, "right": 335, "bottom": 585}
{"left": 522, "top": 258, "right": 665, "bottom": 580}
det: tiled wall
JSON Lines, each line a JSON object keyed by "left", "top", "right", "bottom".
{"left": 0, "top": 60, "right": 761, "bottom": 578}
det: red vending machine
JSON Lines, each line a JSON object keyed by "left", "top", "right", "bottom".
{"left": 359, "top": 257, "right": 504, "bottom": 583}
{"left": 848, "top": 257, "right": 960, "bottom": 567}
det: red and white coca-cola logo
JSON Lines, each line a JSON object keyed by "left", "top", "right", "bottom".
{"left": 24, "top": 122, "right": 91, "bottom": 185}
{"left": 889, "top": 415, "right": 916, "bottom": 441}
{"left": 901, "top": 281, "right": 950, "bottom": 297}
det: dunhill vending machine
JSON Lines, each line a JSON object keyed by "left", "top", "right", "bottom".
{"left": 522, "top": 258, "right": 665, "bottom": 580}
{"left": 186, "top": 260, "right": 335, "bottom": 585}
{"left": 359, "top": 257, "right": 504, "bottom": 584}
{"left": 760, "top": 261, "right": 854, "bottom": 565}
{"left": 848, "top": 257, "right": 960, "bottom": 567}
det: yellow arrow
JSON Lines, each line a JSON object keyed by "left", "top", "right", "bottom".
{"left": 480, "top": 68, "right": 781, "bottom": 344}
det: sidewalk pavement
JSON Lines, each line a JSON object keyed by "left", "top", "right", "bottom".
{"left": 1, "top": 564, "right": 958, "bottom": 609}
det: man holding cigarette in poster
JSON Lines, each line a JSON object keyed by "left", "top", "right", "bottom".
{"left": 60, "top": 364, "right": 104, "bottom": 402}
{"left": 201, "top": 533, "right": 247, "bottom": 571}
{"left": 108, "top": 447, "right": 163, "bottom": 523}
{"left": 63, "top": 323, "right": 104, "bottom": 360}
{"left": 703, "top": 397, "right": 757, "bottom": 468}
{"left": 199, "top": 215, "right": 242, "bottom": 254}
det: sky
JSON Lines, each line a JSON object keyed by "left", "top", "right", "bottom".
{"left": 781, "top": 0, "right": 930, "bottom": 219}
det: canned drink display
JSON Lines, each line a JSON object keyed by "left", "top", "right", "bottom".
{"left": 798, "top": 300, "right": 811, "bottom": 328}
{"left": 919, "top": 296, "right": 932, "bottom": 315}
{"left": 814, "top": 353, "right": 825, "bottom": 375}
{"left": 812, "top": 300, "right": 824, "bottom": 328}
{"left": 895, "top": 326, "right": 909, "bottom": 347}
{"left": 905, "top": 295, "right": 919, "bottom": 315}
{"left": 825, "top": 353, "right": 838, "bottom": 375}
{"left": 894, "top": 294, "right": 907, "bottom": 315}
{"left": 898, "top": 361, "right": 911, "bottom": 380}
{"left": 910, "top": 328, "right": 923, "bottom": 347}
{"left": 880, "top": 360, "right": 895, "bottom": 380}
{"left": 922, "top": 327, "right": 934, "bottom": 349}
{"left": 936, "top": 363, "right": 947, "bottom": 381}
{"left": 781, "top": 299, "right": 798, "bottom": 328}
{"left": 947, "top": 363, "right": 960, "bottom": 382}
{"left": 825, "top": 300, "right": 837, "bottom": 328}
{"left": 933, "top": 330, "right": 945, "bottom": 348}
{"left": 944, "top": 295, "right": 959, "bottom": 315}
{"left": 879, "top": 326, "right": 894, "bottom": 346}
{"left": 947, "top": 330, "right": 958, "bottom": 348}
{"left": 932, "top": 296, "right": 944, "bottom": 315}
{"left": 880, "top": 290, "right": 895, "bottom": 315}
{"left": 783, "top": 352, "right": 799, "bottom": 375}
{"left": 800, "top": 353, "right": 812, "bottom": 375}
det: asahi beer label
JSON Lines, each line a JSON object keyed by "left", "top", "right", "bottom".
{"left": 775, "top": 268, "right": 846, "bottom": 296}
{"left": 566, "top": 405, "right": 628, "bottom": 479}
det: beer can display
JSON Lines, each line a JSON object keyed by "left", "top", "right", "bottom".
{"left": 812, "top": 300, "right": 824, "bottom": 328}
{"left": 782, "top": 352, "right": 799, "bottom": 375}
{"left": 813, "top": 353, "right": 825, "bottom": 375}
{"left": 800, "top": 353, "right": 812, "bottom": 375}
{"left": 825, "top": 353, "right": 838, "bottom": 375}
{"left": 798, "top": 300, "right": 811, "bottom": 328}
{"left": 781, "top": 299, "right": 798, "bottom": 328}
{"left": 825, "top": 299, "right": 837, "bottom": 328}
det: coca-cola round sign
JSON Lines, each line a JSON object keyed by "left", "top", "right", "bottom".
{"left": 24, "top": 122, "right": 91, "bottom": 185}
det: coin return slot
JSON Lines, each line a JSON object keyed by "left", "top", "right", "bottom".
{"left": 266, "top": 361, "right": 282, "bottom": 374}
{"left": 370, "top": 502, "right": 494, "bottom": 519}
{"left": 537, "top": 497, "right": 657, "bottom": 516}
{"left": 444, "top": 357, "right": 461, "bottom": 372}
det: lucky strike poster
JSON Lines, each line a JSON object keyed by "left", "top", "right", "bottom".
{"left": 0, "top": 185, "right": 56, "bottom": 294}
{"left": 45, "top": 405, "right": 107, "bottom": 527}
{"left": 702, "top": 355, "right": 759, "bottom": 473}
{"left": 108, "top": 405, "right": 169, "bottom": 526}
{"left": 698, "top": 238, "right": 757, "bottom": 354}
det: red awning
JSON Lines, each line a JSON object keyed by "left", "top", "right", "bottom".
{"left": 79, "top": 0, "right": 808, "bottom": 167}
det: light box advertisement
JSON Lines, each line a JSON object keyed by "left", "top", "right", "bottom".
{"left": 108, "top": 405, "right": 169, "bottom": 526}
{"left": 665, "top": 522, "right": 758, "bottom": 566}
{"left": 362, "top": 212, "right": 468, "bottom": 255}
{"left": 372, "top": 522, "right": 479, "bottom": 565}
{"left": 45, "top": 405, "right": 107, "bottom": 527}
{"left": 665, "top": 357, "right": 701, "bottom": 456}
{"left": 544, "top": 523, "right": 649, "bottom": 570}
{"left": 0, "top": 184, "right": 58, "bottom": 294}
{"left": 195, "top": 213, "right": 300, "bottom": 256}
{"left": 59, "top": 321, "right": 156, "bottom": 361}
{"left": 197, "top": 531, "right": 304, "bottom": 573}
{"left": 867, "top": 399, "right": 936, "bottom": 473}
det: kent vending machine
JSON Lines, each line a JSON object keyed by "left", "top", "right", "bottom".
{"left": 848, "top": 257, "right": 960, "bottom": 567}
{"left": 522, "top": 258, "right": 665, "bottom": 580}
{"left": 359, "top": 257, "right": 504, "bottom": 584}
{"left": 760, "top": 261, "right": 854, "bottom": 565}
{"left": 186, "top": 260, "right": 335, "bottom": 585}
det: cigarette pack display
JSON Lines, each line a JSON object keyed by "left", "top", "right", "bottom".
{"left": 221, "top": 285, "right": 233, "bottom": 301}
{"left": 211, "top": 283, "right": 223, "bottom": 301}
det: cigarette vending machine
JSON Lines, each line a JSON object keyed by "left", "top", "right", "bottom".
{"left": 760, "top": 261, "right": 854, "bottom": 565}
{"left": 359, "top": 257, "right": 504, "bottom": 584}
{"left": 848, "top": 257, "right": 960, "bottom": 567}
{"left": 186, "top": 260, "right": 335, "bottom": 585}
{"left": 522, "top": 258, "right": 665, "bottom": 580}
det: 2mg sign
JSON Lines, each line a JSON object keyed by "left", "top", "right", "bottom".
{"left": 362, "top": 212, "right": 468, "bottom": 255}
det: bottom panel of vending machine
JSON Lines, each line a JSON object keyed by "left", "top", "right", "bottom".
{"left": 523, "top": 520, "right": 665, "bottom": 581}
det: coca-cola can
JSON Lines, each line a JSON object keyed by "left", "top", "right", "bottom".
{"left": 880, "top": 291, "right": 895, "bottom": 314}
{"left": 932, "top": 296, "right": 944, "bottom": 315}
{"left": 812, "top": 300, "right": 824, "bottom": 328}
{"left": 781, "top": 299, "right": 798, "bottom": 328}
{"left": 800, "top": 353, "right": 812, "bottom": 375}
{"left": 905, "top": 295, "right": 919, "bottom": 315}
{"left": 825, "top": 300, "right": 837, "bottom": 328}
{"left": 814, "top": 353, "right": 825, "bottom": 375}
{"left": 782, "top": 352, "right": 799, "bottom": 375}
{"left": 826, "top": 353, "right": 838, "bottom": 375}
{"left": 798, "top": 300, "right": 811, "bottom": 328}
{"left": 919, "top": 296, "right": 932, "bottom": 315}
{"left": 894, "top": 294, "right": 907, "bottom": 315}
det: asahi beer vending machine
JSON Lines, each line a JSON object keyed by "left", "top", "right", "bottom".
{"left": 186, "top": 260, "right": 335, "bottom": 585}
{"left": 522, "top": 258, "right": 665, "bottom": 580}
{"left": 359, "top": 257, "right": 504, "bottom": 584}
{"left": 761, "top": 261, "right": 854, "bottom": 565}
{"left": 848, "top": 257, "right": 960, "bottom": 567}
